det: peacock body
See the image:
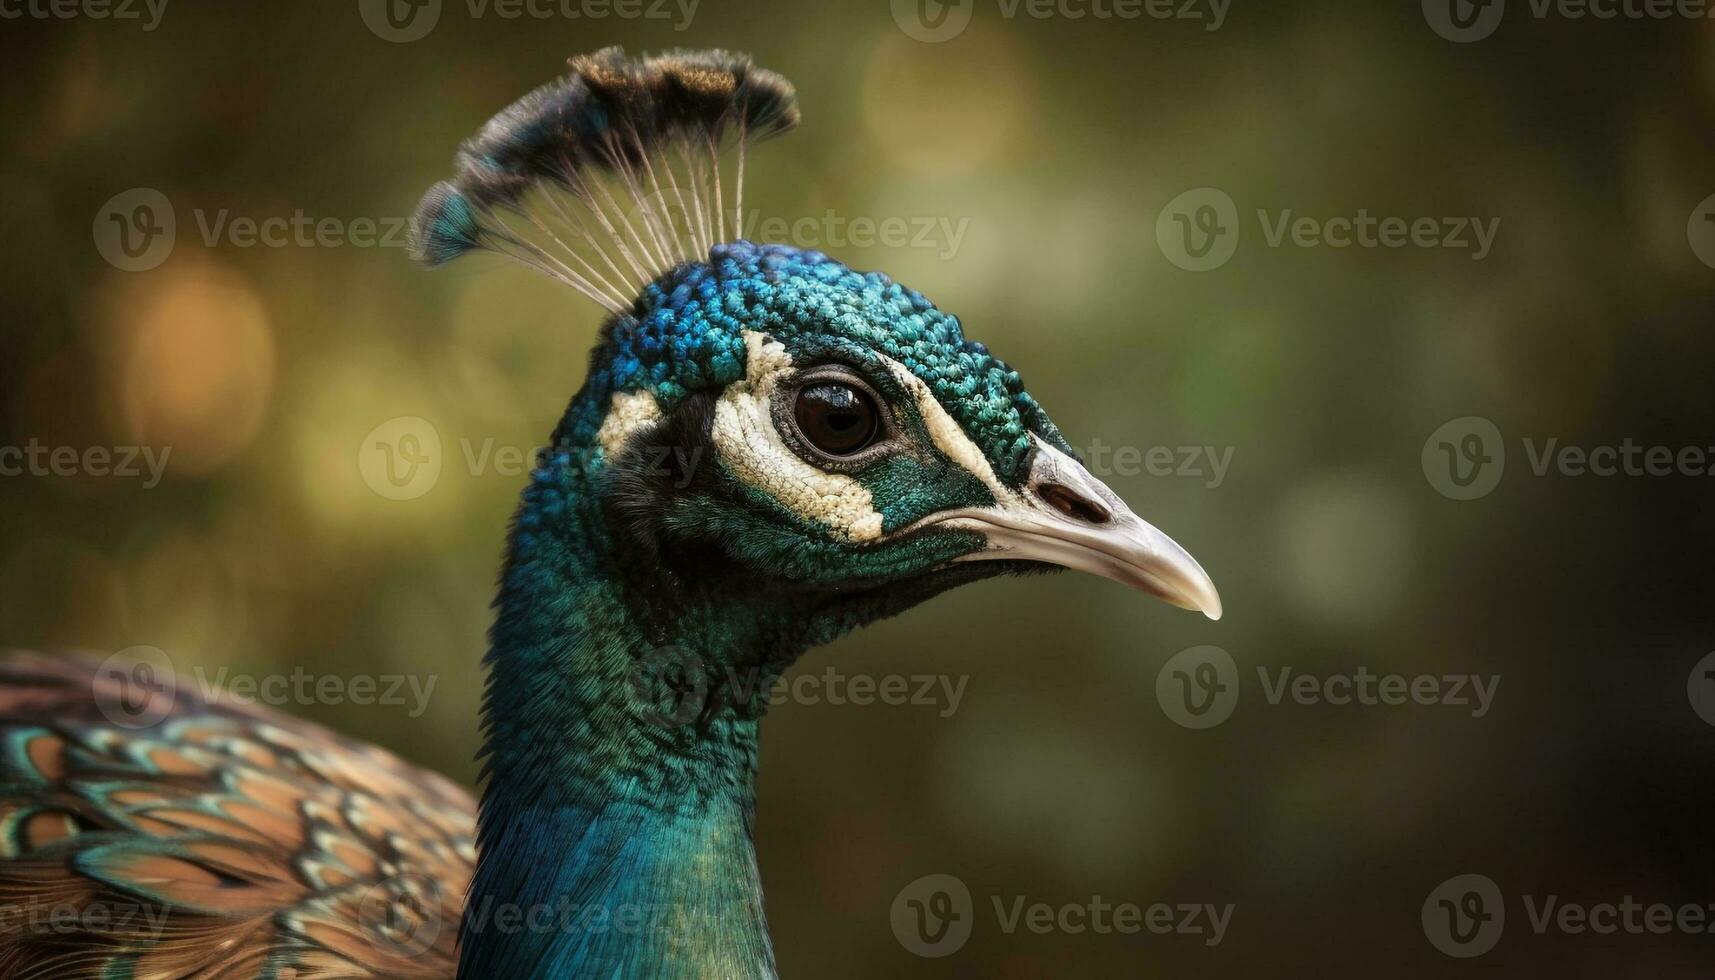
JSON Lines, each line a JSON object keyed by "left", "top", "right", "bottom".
{"left": 0, "top": 48, "right": 1219, "bottom": 979}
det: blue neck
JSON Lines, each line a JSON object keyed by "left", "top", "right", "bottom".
{"left": 456, "top": 446, "right": 778, "bottom": 979}
{"left": 458, "top": 798, "right": 772, "bottom": 978}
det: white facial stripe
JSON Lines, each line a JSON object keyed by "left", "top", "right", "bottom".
{"left": 596, "top": 388, "right": 665, "bottom": 458}
{"left": 880, "top": 355, "right": 1020, "bottom": 507}
{"left": 709, "top": 331, "right": 884, "bottom": 543}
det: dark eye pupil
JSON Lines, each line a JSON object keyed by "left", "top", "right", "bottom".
{"left": 794, "top": 383, "right": 878, "bottom": 456}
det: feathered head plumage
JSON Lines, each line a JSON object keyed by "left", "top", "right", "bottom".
{"left": 411, "top": 47, "right": 798, "bottom": 313}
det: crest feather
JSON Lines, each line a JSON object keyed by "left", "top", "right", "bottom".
{"left": 411, "top": 48, "right": 800, "bottom": 314}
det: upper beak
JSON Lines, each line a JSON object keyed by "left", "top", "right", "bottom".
{"left": 912, "top": 434, "right": 1222, "bottom": 620}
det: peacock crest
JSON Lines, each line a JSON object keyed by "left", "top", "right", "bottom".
{"left": 411, "top": 47, "right": 799, "bottom": 313}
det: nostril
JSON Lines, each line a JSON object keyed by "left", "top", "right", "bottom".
{"left": 1035, "top": 482, "right": 1113, "bottom": 525}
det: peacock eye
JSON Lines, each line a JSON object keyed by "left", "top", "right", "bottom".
{"left": 793, "top": 382, "right": 879, "bottom": 457}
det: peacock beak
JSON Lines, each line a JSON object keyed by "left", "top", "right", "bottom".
{"left": 917, "top": 434, "right": 1223, "bottom": 620}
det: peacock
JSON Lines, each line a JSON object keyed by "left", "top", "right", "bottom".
{"left": 0, "top": 48, "right": 1220, "bottom": 979}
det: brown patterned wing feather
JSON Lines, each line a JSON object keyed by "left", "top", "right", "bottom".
{"left": 0, "top": 650, "right": 474, "bottom": 980}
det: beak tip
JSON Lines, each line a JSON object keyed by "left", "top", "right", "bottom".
{"left": 1168, "top": 558, "right": 1222, "bottom": 622}
{"left": 1191, "top": 587, "right": 1223, "bottom": 621}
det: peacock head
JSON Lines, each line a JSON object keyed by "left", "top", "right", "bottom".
{"left": 413, "top": 49, "right": 1219, "bottom": 683}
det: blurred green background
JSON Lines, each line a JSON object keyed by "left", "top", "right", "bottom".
{"left": 3, "top": 1, "right": 1714, "bottom": 976}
